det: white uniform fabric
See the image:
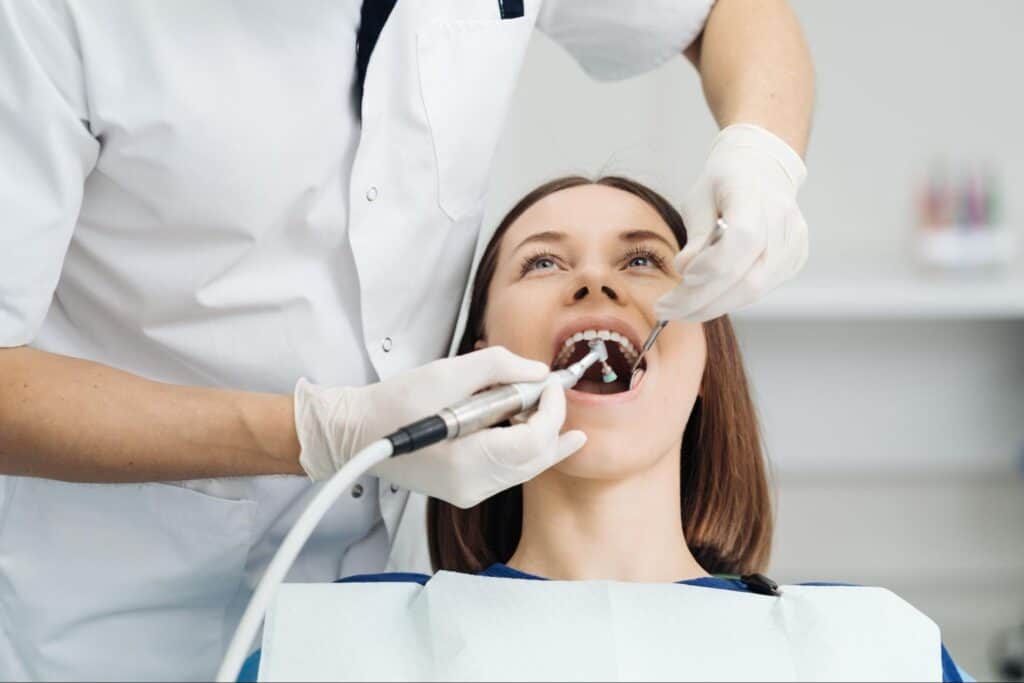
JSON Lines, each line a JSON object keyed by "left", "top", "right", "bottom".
{"left": 260, "top": 573, "right": 943, "bottom": 681}
{"left": 0, "top": 0, "right": 713, "bottom": 680}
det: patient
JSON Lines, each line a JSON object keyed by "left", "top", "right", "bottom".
{"left": 241, "top": 176, "right": 970, "bottom": 682}
{"left": 430, "top": 175, "right": 769, "bottom": 582}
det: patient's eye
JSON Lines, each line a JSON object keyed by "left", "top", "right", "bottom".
{"left": 519, "top": 251, "right": 563, "bottom": 277}
{"left": 622, "top": 247, "right": 668, "bottom": 272}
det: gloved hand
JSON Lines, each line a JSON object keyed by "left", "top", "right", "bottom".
{"left": 293, "top": 347, "right": 587, "bottom": 508}
{"left": 654, "top": 123, "right": 809, "bottom": 323}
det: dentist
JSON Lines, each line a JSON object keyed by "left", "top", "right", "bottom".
{"left": 0, "top": 0, "right": 813, "bottom": 680}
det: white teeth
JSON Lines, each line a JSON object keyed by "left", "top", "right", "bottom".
{"left": 554, "top": 328, "right": 640, "bottom": 368}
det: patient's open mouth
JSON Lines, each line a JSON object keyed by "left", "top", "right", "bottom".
{"left": 551, "top": 329, "right": 645, "bottom": 395}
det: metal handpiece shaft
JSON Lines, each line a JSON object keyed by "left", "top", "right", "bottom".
{"left": 438, "top": 340, "right": 608, "bottom": 440}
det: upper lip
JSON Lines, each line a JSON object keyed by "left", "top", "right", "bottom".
{"left": 550, "top": 314, "right": 646, "bottom": 365}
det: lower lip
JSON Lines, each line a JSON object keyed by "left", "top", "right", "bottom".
{"left": 566, "top": 369, "right": 647, "bottom": 405}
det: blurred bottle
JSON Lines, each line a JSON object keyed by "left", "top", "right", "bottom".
{"left": 914, "top": 158, "right": 1013, "bottom": 272}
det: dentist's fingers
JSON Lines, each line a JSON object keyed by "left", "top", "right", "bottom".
{"left": 477, "top": 380, "right": 570, "bottom": 470}
{"left": 783, "top": 209, "right": 810, "bottom": 279}
{"left": 436, "top": 423, "right": 589, "bottom": 509}
{"left": 655, "top": 201, "right": 766, "bottom": 321}
{"left": 555, "top": 429, "right": 588, "bottom": 461}
{"left": 676, "top": 208, "right": 809, "bottom": 322}
{"left": 672, "top": 177, "right": 719, "bottom": 273}
{"left": 393, "top": 381, "right": 583, "bottom": 509}
{"left": 678, "top": 253, "right": 771, "bottom": 323}
{"left": 442, "top": 345, "right": 551, "bottom": 388}
{"left": 466, "top": 382, "right": 585, "bottom": 499}
{"left": 657, "top": 123, "right": 809, "bottom": 323}
{"left": 690, "top": 175, "right": 767, "bottom": 280}
{"left": 409, "top": 346, "right": 550, "bottom": 407}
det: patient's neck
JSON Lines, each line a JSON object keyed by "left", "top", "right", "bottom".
{"left": 507, "top": 444, "right": 708, "bottom": 583}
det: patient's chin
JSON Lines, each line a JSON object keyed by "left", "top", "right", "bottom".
{"left": 551, "top": 432, "right": 679, "bottom": 482}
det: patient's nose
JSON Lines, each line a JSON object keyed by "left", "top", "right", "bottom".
{"left": 570, "top": 284, "right": 622, "bottom": 302}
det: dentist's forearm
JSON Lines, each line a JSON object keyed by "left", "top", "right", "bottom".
{"left": 685, "top": 0, "right": 814, "bottom": 156}
{"left": 0, "top": 346, "right": 304, "bottom": 482}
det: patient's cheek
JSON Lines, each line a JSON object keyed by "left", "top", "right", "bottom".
{"left": 483, "top": 301, "right": 555, "bottom": 363}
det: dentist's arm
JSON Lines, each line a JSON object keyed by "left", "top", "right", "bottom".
{"left": 0, "top": 346, "right": 305, "bottom": 481}
{"left": 685, "top": 0, "right": 813, "bottom": 156}
{"left": 1, "top": 346, "right": 583, "bottom": 508}
{"left": 656, "top": 0, "right": 815, "bottom": 323}
{"left": 0, "top": 3, "right": 580, "bottom": 499}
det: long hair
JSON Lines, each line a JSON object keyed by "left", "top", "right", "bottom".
{"left": 428, "top": 176, "right": 773, "bottom": 576}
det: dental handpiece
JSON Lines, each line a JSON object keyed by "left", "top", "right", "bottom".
{"left": 215, "top": 340, "right": 611, "bottom": 683}
{"left": 385, "top": 340, "right": 609, "bottom": 456}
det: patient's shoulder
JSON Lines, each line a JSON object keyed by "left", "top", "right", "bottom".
{"left": 334, "top": 571, "right": 432, "bottom": 586}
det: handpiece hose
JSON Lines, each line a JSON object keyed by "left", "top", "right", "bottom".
{"left": 216, "top": 340, "right": 608, "bottom": 682}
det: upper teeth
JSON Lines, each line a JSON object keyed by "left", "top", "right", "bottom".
{"left": 554, "top": 329, "right": 638, "bottom": 367}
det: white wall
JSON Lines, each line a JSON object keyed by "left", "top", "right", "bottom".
{"left": 485, "top": 2, "right": 1024, "bottom": 679}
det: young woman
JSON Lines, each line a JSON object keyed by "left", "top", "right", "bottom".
{"left": 241, "top": 176, "right": 969, "bottom": 682}
{"left": 429, "top": 175, "right": 770, "bottom": 582}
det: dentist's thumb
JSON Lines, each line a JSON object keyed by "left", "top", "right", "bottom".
{"left": 472, "top": 381, "right": 587, "bottom": 487}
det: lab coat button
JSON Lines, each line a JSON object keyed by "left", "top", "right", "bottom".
{"left": 366, "top": 186, "right": 379, "bottom": 202}
{"left": 382, "top": 337, "right": 393, "bottom": 352}
{"left": 390, "top": 484, "right": 399, "bottom": 493}
{"left": 351, "top": 484, "right": 364, "bottom": 498}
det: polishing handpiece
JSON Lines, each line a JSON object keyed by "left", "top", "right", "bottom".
{"left": 386, "top": 340, "right": 608, "bottom": 455}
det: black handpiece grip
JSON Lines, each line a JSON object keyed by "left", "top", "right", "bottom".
{"left": 386, "top": 415, "right": 449, "bottom": 456}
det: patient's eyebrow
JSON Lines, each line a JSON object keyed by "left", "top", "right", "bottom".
{"left": 512, "top": 230, "right": 568, "bottom": 253}
{"left": 620, "top": 229, "right": 676, "bottom": 251}
{"left": 511, "top": 228, "right": 676, "bottom": 254}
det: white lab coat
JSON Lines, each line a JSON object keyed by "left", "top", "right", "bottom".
{"left": 0, "top": 0, "right": 713, "bottom": 680}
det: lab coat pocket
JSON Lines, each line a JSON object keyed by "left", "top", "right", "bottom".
{"left": 417, "top": 19, "right": 532, "bottom": 222}
{"left": 0, "top": 477, "right": 257, "bottom": 681}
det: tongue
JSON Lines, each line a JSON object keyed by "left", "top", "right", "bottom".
{"left": 574, "top": 378, "right": 628, "bottom": 395}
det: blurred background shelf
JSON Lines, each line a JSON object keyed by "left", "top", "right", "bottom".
{"left": 734, "top": 266, "right": 1024, "bottom": 320}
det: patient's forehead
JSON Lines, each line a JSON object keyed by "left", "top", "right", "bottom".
{"left": 502, "top": 184, "right": 679, "bottom": 253}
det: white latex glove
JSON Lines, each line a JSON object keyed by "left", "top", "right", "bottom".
{"left": 293, "top": 347, "right": 587, "bottom": 508}
{"left": 654, "top": 123, "right": 809, "bottom": 322}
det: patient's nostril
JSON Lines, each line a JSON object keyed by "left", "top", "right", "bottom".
{"left": 573, "top": 286, "right": 589, "bottom": 301}
{"left": 601, "top": 286, "right": 618, "bottom": 301}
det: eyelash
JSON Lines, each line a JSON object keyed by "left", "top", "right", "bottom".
{"left": 519, "top": 250, "right": 560, "bottom": 277}
{"left": 622, "top": 246, "right": 667, "bottom": 272}
{"left": 518, "top": 247, "right": 668, "bottom": 277}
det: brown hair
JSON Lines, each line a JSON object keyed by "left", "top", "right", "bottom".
{"left": 428, "top": 176, "right": 773, "bottom": 576}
